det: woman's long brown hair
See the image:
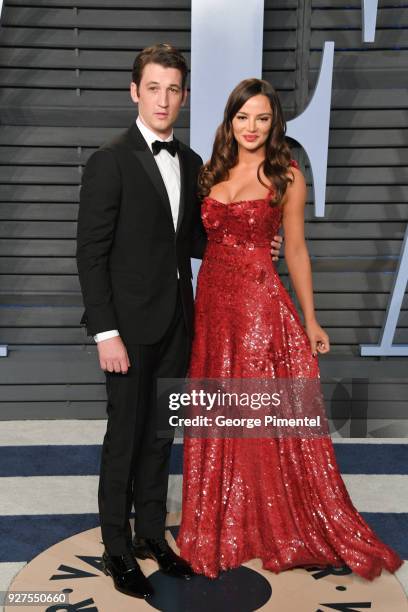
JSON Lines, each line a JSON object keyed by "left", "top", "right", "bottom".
{"left": 198, "top": 78, "right": 295, "bottom": 205}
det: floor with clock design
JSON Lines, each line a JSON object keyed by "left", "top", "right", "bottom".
{"left": 1, "top": 421, "right": 407, "bottom": 611}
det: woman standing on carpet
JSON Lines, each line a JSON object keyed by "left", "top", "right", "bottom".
{"left": 176, "top": 78, "right": 403, "bottom": 580}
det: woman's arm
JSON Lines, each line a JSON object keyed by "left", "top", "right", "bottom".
{"left": 281, "top": 167, "right": 330, "bottom": 355}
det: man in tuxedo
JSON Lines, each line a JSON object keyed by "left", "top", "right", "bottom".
{"left": 76, "top": 43, "right": 282, "bottom": 599}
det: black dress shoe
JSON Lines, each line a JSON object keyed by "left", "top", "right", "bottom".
{"left": 101, "top": 550, "right": 154, "bottom": 598}
{"left": 132, "top": 536, "right": 195, "bottom": 579}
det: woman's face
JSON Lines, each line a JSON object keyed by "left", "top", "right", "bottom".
{"left": 231, "top": 94, "right": 273, "bottom": 153}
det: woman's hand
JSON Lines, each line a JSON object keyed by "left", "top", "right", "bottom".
{"left": 305, "top": 319, "right": 330, "bottom": 357}
{"left": 270, "top": 234, "right": 283, "bottom": 261}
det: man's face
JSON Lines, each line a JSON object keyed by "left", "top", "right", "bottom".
{"left": 130, "top": 63, "right": 187, "bottom": 138}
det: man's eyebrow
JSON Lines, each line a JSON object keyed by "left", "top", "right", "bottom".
{"left": 146, "top": 81, "right": 181, "bottom": 88}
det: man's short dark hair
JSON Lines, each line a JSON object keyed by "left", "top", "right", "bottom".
{"left": 132, "top": 43, "right": 188, "bottom": 90}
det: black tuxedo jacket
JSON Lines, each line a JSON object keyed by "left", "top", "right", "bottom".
{"left": 76, "top": 122, "right": 206, "bottom": 344}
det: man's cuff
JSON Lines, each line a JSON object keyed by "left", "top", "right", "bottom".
{"left": 94, "top": 329, "right": 120, "bottom": 343}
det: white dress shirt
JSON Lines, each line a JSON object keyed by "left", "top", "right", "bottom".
{"left": 94, "top": 115, "right": 181, "bottom": 343}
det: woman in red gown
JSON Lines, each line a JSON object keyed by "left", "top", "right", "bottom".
{"left": 176, "top": 78, "right": 403, "bottom": 580}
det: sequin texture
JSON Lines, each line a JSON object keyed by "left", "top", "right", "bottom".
{"left": 176, "top": 160, "right": 403, "bottom": 580}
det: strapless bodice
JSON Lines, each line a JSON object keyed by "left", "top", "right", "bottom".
{"left": 201, "top": 195, "right": 282, "bottom": 249}
{"left": 201, "top": 159, "right": 299, "bottom": 249}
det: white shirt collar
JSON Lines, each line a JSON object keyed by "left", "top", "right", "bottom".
{"left": 136, "top": 115, "right": 173, "bottom": 152}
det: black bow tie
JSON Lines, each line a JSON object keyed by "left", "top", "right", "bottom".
{"left": 152, "top": 139, "right": 178, "bottom": 157}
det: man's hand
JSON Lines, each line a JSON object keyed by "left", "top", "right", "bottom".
{"left": 270, "top": 234, "right": 283, "bottom": 261}
{"left": 97, "top": 336, "right": 131, "bottom": 374}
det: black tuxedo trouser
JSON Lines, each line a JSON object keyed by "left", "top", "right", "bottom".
{"left": 98, "top": 283, "right": 190, "bottom": 554}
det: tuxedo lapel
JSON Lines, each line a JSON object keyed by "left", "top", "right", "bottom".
{"left": 128, "top": 123, "right": 174, "bottom": 226}
{"left": 176, "top": 144, "right": 188, "bottom": 236}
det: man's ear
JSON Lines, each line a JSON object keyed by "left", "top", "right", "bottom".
{"left": 181, "top": 87, "right": 188, "bottom": 107}
{"left": 130, "top": 81, "right": 139, "bottom": 104}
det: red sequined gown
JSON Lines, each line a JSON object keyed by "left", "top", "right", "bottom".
{"left": 176, "top": 160, "right": 403, "bottom": 580}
